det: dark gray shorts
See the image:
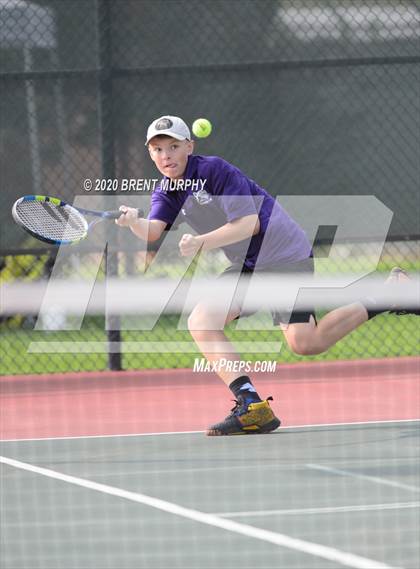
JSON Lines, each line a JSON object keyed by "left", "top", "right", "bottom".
{"left": 219, "top": 256, "right": 316, "bottom": 327}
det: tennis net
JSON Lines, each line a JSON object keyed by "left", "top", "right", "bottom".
{"left": 1, "top": 256, "right": 419, "bottom": 569}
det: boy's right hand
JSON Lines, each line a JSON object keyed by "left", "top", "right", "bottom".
{"left": 115, "top": 206, "right": 140, "bottom": 227}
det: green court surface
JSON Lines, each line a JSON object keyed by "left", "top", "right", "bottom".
{"left": 1, "top": 421, "right": 419, "bottom": 569}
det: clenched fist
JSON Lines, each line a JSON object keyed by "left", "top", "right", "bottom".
{"left": 115, "top": 206, "right": 139, "bottom": 227}
{"left": 179, "top": 233, "right": 203, "bottom": 256}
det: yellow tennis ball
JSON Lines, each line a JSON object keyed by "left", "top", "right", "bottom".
{"left": 192, "top": 118, "right": 212, "bottom": 138}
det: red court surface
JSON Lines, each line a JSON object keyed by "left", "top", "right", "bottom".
{"left": 1, "top": 357, "right": 419, "bottom": 440}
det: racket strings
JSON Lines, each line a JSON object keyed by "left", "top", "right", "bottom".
{"left": 15, "top": 201, "right": 87, "bottom": 241}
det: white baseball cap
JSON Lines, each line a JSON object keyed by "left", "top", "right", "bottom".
{"left": 145, "top": 115, "right": 191, "bottom": 145}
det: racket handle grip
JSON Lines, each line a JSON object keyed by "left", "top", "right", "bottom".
{"left": 107, "top": 208, "right": 144, "bottom": 219}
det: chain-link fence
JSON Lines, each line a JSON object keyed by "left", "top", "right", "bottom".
{"left": 1, "top": 0, "right": 419, "bottom": 374}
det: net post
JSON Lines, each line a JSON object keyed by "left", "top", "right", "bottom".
{"left": 97, "top": 1, "right": 122, "bottom": 371}
{"left": 104, "top": 243, "right": 122, "bottom": 371}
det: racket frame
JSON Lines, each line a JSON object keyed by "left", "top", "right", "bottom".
{"left": 12, "top": 195, "right": 141, "bottom": 245}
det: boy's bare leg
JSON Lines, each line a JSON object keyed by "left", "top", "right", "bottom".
{"left": 189, "top": 302, "right": 368, "bottom": 377}
{"left": 188, "top": 303, "right": 281, "bottom": 436}
{"left": 282, "top": 303, "right": 368, "bottom": 356}
{"left": 188, "top": 304, "right": 244, "bottom": 386}
{"left": 282, "top": 267, "right": 415, "bottom": 355}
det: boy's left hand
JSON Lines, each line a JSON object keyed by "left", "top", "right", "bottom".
{"left": 179, "top": 234, "right": 203, "bottom": 256}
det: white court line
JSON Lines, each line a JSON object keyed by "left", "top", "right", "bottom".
{"left": 214, "top": 501, "right": 420, "bottom": 518}
{"left": 0, "top": 429, "right": 202, "bottom": 443}
{"left": 1, "top": 418, "right": 418, "bottom": 443}
{"left": 0, "top": 455, "right": 398, "bottom": 569}
{"left": 306, "top": 464, "right": 420, "bottom": 493}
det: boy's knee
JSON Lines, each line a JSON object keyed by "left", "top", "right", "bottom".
{"left": 287, "top": 335, "right": 324, "bottom": 356}
{"left": 187, "top": 309, "right": 202, "bottom": 333}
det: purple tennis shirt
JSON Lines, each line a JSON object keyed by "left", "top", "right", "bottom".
{"left": 148, "top": 155, "right": 311, "bottom": 269}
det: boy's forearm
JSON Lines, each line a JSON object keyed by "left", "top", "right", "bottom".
{"left": 129, "top": 219, "right": 160, "bottom": 242}
{"left": 200, "top": 215, "right": 259, "bottom": 251}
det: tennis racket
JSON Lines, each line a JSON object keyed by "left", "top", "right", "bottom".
{"left": 12, "top": 195, "right": 144, "bottom": 245}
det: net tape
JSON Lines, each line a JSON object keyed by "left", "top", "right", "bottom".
{"left": 2, "top": 274, "right": 419, "bottom": 316}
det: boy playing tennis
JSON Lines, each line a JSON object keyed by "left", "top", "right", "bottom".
{"left": 116, "top": 115, "right": 417, "bottom": 436}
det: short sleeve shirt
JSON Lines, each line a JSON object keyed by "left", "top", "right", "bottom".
{"left": 148, "top": 155, "right": 311, "bottom": 269}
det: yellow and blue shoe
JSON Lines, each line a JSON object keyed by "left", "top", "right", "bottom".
{"left": 206, "top": 396, "right": 281, "bottom": 436}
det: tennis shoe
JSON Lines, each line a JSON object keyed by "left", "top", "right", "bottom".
{"left": 387, "top": 267, "right": 420, "bottom": 316}
{"left": 206, "top": 395, "right": 281, "bottom": 436}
